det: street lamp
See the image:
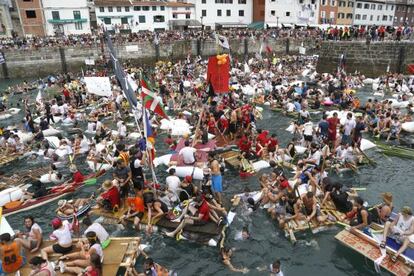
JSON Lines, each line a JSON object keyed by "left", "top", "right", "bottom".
{"left": 200, "top": 16, "right": 204, "bottom": 31}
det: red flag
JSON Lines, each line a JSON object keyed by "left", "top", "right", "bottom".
{"left": 140, "top": 78, "right": 169, "bottom": 119}
{"left": 207, "top": 55, "right": 230, "bottom": 94}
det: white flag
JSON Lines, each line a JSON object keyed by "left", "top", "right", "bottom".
{"left": 215, "top": 34, "right": 230, "bottom": 49}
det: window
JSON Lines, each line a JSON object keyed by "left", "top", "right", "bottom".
{"left": 108, "top": 7, "right": 113, "bottom": 12}
{"left": 362, "top": 14, "right": 367, "bottom": 20}
{"left": 330, "top": 11, "right": 334, "bottom": 19}
{"left": 364, "top": 4, "right": 369, "bottom": 9}
{"left": 378, "top": 4, "right": 382, "bottom": 10}
{"left": 217, "top": 10, "right": 222, "bottom": 16}
{"left": 286, "top": 12, "right": 290, "bottom": 16}
{"left": 75, "top": 22, "right": 82, "bottom": 30}
{"left": 348, "top": 1, "right": 353, "bottom": 7}
{"left": 322, "top": 0, "right": 326, "bottom": 5}
{"left": 339, "top": 1, "right": 345, "bottom": 7}
{"left": 121, "top": 17, "right": 128, "bottom": 24}
{"left": 73, "top": 11, "right": 81, "bottom": 20}
{"left": 271, "top": 10, "right": 275, "bottom": 16}
{"left": 138, "top": 16, "right": 145, "bottom": 23}
{"left": 346, "top": 13, "right": 352, "bottom": 19}
{"left": 330, "top": 0, "right": 335, "bottom": 6}
{"left": 371, "top": 4, "right": 375, "bottom": 10}
{"left": 134, "top": 6, "right": 140, "bottom": 11}
{"left": 239, "top": 10, "right": 244, "bottom": 16}
{"left": 99, "top": 7, "right": 104, "bottom": 12}
{"left": 356, "top": 3, "right": 362, "bottom": 8}
{"left": 202, "top": 0, "right": 206, "bottom": 3}
{"left": 238, "top": 0, "right": 246, "bottom": 3}
{"left": 299, "top": 0, "right": 304, "bottom": 3}
{"left": 153, "top": 15, "right": 164, "bottom": 22}
{"left": 26, "top": 10, "right": 36, "bottom": 18}
{"left": 389, "top": 15, "right": 393, "bottom": 21}
{"left": 226, "top": 10, "right": 231, "bottom": 16}
{"left": 143, "top": 6, "right": 149, "bottom": 11}
{"left": 173, "top": 14, "right": 177, "bottom": 19}
{"left": 186, "top": 14, "right": 190, "bottom": 19}
{"left": 125, "top": 6, "right": 130, "bottom": 12}
{"left": 382, "top": 15, "right": 387, "bottom": 21}
{"left": 321, "top": 11, "right": 326, "bottom": 18}
{"left": 52, "top": 11, "right": 60, "bottom": 20}
{"left": 160, "top": 6, "right": 165, "bottom": 11}
{"left": 311, "top": 0, "right": 316, "bottom": 4}
{"left": 377, "top": 15, "right": 380, "bottom": 21}
{"left": 355, "top": 14, "right": 360, "bottom": 20}
{"left": 103, "top": 17, "right": 111, "bottom": 24}
{"left": 117, "top": 7, "right": 122, "bottom": 12}
{"left": 152, "top": 6, "right": 156, "bottom": 11}
{"left": 391, "top": 5, "right": 394, "bottom": 10}
{"left": 370, "top": 15, "right": 373, "bottom": 21}
{"left": 202, "top": 10, "right": 207, "bottom": 16}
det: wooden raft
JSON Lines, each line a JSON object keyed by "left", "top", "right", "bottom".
{"left": 0, "top": 153, "right": 22, "bottom": 167}
{"left": 0, "top": 167, "right": 50, "bottom": 189}
{"left": 217, "top": 150, "right": 242, "bottom": 169}
{"left": 19, "top": 237, "right": 141, "bottom": 276}
{"left": 335, "top": 230, "right": 413, "bottom": 276}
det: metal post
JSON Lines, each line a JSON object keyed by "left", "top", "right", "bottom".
{"left": 0, "top": 51, "right": 9, "bottom": 79}
{"left": 59, "top": 47, "right": 67, "bottom": 74}
{"left": 286, "top": 38, "right": 290, "bottom": 55}
{"left": 244, "top": 37, "right": 248, "bottom": 59}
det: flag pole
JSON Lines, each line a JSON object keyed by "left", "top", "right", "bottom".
{"left": 142, "top": 105, "right": 159, "bottom": 192}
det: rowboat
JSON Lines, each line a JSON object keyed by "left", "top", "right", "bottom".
{"left": 19, "top": 237, "right": 142, "bottom": 276}
{"left": 2, "top": 170, "right": 105, "bottom": 217}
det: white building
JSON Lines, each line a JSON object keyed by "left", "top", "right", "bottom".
{"left": 0, "top": 0, "right": 13, "bottom": 37}
{"left": 265, "top": 0, "right": 319, "bottom": 27}
{"left": 353, "top": 0, "right": 396, "bottom": 26}
{"left": 186, "top": 0, "right": 253, "bottom": 29}
{"left": 94, "top": 0, "right": 197, "bottom": 32}
{"left": 42, "top": 0, "right": 91, "bottom": 36}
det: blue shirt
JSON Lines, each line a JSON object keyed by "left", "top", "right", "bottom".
{"left": 293, "top": 101, "right": 301, "bottom": 112}
{"left": 319, "top": 120, "right": 329, "bottom": 136}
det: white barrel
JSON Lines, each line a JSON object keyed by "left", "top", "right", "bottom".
{"left": 153, "top": 154, "right": 172, "bottom": 167}
{"left": 402, "top": 122, "right": 414, "bottom": 133}
{"left": 43, "top": 127, "right": 61, "bottom": 137}
{"left": 167, "top": 166, "right": 204, "bottom": 180}
{"left": 0, "top": 187, "right": 23, "bottom": 207}
{"left": 252, "top": 160, "right": 270, "bottom": 171}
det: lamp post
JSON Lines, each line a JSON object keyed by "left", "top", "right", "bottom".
{"left": 277, "top": 16, "right": 279, "bottom": 27}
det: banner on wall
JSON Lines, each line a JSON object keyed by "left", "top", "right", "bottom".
{"left": 207, "top": 55, "right": 230, "bottom": 94}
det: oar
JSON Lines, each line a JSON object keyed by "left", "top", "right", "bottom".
{"left": 83, "top": 177, "right": 98, "bottom": 186}
{"left": 351, "top": 187, "right": 367, "bottom": 191}
{"left": 357, "top": 146, "right": 376, "bottom": 165}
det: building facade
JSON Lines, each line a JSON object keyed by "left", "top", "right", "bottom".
{"left": 0, "top": 0, "right": 13, "bottom": 37}
{"left": 42, "top": 0, "right": 91, "bottom": 36}
{"left": 394, "top": 0, "right": 414, "bottom": 26}
{"left": 265, "top": 0, "right": 319, "bottom": 27}
{"left": 187, "top": 0, "right": 253, "bottom": 29}
{"left": 15, "top": 0, "right": 45, "bottom": 36}
{"left": 95, "top": 0, "right": 196, "bottom": 32}
{"left": 319, "top": 0, "right": 338, "bottom": 24}
{"left": 336, "top": 0, "right": 354, "bottom": 25}
{"left": 353, "top": 0, "right": 396, "bottom": 27}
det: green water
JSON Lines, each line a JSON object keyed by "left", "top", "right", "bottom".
{"left": 1, "top": 79, "right": 413, "bottom": 276}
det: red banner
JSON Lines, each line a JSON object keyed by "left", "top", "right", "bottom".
{"left": 207, "top": 55, "right": 230, "bottom": 94}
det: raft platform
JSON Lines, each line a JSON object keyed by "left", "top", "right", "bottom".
{"left": 19, "top": 237, "right": 141, "bottom": 276}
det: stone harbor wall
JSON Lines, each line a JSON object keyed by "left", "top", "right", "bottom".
{"left": 316, "top": 41, "right": 414, "bottom": 77}
{"left": 0, "top": 38, "right": 317, "bottom": 79}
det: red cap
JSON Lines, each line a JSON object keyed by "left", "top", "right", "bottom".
{"left": 185, "top": 175, "right": 193, "bottom": 183}
{"left": 51, "top": 218, "right": 62, "bottom": 229}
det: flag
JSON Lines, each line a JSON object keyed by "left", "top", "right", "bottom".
{"left": 207, "top": 55, "right": 230, "bottom": 94}
{"left": 141, "top": 78, "right": 168, "bottom": 119}
{"left": 215, "top": 33, "right": 230, "bottom": 49}
{"left": 105, "top": 32, "right": 138, "bottom": 108}
{"left": 0, "top": 52, "right": 4, "bottom": 65}
{"left": 143, "top": 108, "right": 156, "bottom": 160}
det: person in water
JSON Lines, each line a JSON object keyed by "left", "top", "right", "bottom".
{"left": 220, "top": 247, "right": 249, "bottom": 274}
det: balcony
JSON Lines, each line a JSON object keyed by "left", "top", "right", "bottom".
{"left": 47, "top": 18, "right": 88, "bottom": 24}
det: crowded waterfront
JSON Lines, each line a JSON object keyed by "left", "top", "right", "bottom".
{"left": 0, "top": 30, "right": 414, "bottom": 276}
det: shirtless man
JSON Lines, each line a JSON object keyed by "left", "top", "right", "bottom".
{"left": 229, "top": 108, "right": 238, "bottom": 140}
{"left": 209, "top": 153, "right": 223, "bottom": 205}
{"left": 301, "top": 191, "right": 327, "bottom": 225}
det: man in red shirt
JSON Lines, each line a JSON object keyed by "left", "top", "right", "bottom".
{"left": 97, "top": 180, "right": 120, "bottom": 211}
{"left": 62, "top": 87, "right": 70, "bottom": 103}
{"left": 165, "top": 196, "right": 211, "bottom": 238}
{"left": 238, "top": 133, "right": 252, "bottom": 158}
{"left": 327, "top": 112, "right": 340, "bottom": 149}
{"left": 70, "top": 165, "right": 84, "bottom": 184}
{"left": 267, "top": 134, "right": 279, "bottom": 159}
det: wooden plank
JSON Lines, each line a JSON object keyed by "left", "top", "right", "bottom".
{"left": 335, "top": 230, "right": 413, "bottom": 276}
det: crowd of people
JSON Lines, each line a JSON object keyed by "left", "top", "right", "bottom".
{"left": 1, "top": 24, "right": 413, "bottom": 50}
{"left": 0, "top": 31, "right": 413, "bottom": 274}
